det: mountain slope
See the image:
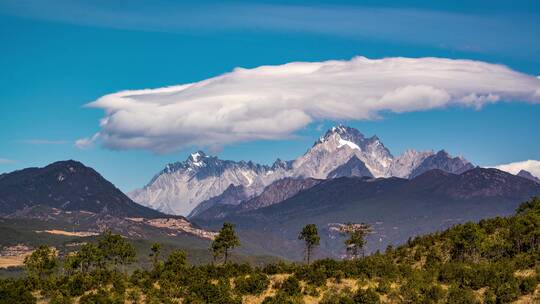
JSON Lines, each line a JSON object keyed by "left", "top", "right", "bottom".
{"left": 409, "top": 150, "right": 474, "bottom": 178}
{"left": 240, "top": 177, "right": 322, "bottom": 211}
{"left": 0, "top": 160, "right": 164, "bottom": 218}
{"left": 188, "top": 184, "right": 249, "bottom": 218}
{"left": 192, "top": 168, "right": 540, "bottom": 259}
{"left": 327, "top": 156, "right": 374, "bottom": 179}
{"left": 517, "top": 169, "right": 540, "bottom": 183}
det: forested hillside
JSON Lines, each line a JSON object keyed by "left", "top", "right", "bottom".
{"left": 2, "top": 197, "right": 540, "bottom": 303}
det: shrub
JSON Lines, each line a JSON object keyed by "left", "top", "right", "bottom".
{"left": 280, "top": 276, "right": 302, "bottom": 296}
{"left": 447, "top": 285, "right": 479, "bottom": 304}
{"left": 518, "top": 276, "right": 538, "bottom": 295}
{"left": 0, "top": 279, "right": 36, "bottom": 304}
{"left": 483, "top": 288, "right": 496, "bottom": 304}
{"left": 353, "top": 288, "right": 380, "bottom": 304}
{"left": 320, "top": 294, "right": 354, "bottom": 304}
{"left": 495, "top": 281, "right": 520, "bottom": 304}
{"left": 261, "top": 293, "right": 303, "bottom": 304}
{"left": 375, "top": 279, "right": 391, "bottom": 294}
{"left": 234, "top": 272, "right": 270, "bottom": 295}
{"left": 79, "top": 289, "right": 116, "bottom": 304}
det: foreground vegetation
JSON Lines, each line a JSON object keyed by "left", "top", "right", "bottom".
{"left": 2, "top": 197, "right": 540, "bottom": 303}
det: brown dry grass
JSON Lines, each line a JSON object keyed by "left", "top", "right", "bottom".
{"left": 0, "top": 254, "right": 30, "bottom": 268}
{"left": 35, "top": 229, "right": 99, "bottom": 237}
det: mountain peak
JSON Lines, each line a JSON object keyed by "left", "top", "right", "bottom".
{"left": 320, "top": 125, "right": 366, "bottom": 142}
{"left": 188, "top": 151, "right": 207, "bottom": 162}
{"left": 517, "top": 170, "right": 540, "bottom": 184}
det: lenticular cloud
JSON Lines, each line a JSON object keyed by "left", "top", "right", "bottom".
{"left": 80, "top": 56, "right": 540, "bottom": 153}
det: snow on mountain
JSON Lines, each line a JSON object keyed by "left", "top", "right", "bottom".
{"left": 292, "top": 125, "right": 394, "bottom": 178}
{"left": 130, "top": 126, "right": 475, "bottom": 215}
{"left": 129, "top": 151, "right": 291, "bottom": 215}
{"left": 388, "top": 149, "right": 435, "bottom": 178}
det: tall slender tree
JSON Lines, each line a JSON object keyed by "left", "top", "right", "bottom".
{"left": 299, "top": 224, "right": 320, "bottom": 264}
{"left": 211, "top": 222, "right": 240, "bottom": 264}
{"left": 150, "top": 243, "right": 161, "bottom": 268}
{"left": 340, "top": 222, "right": 371, "bottom": 259}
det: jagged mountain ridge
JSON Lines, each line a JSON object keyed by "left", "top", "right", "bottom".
{"left": 130, "top": 125, "right": 474, "bottom": 216}
{"left": 192, "top": 168, "right": 540, "bottom": 259}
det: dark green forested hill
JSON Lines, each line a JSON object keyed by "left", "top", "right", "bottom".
{"left": 2, "top": 197, "right": 540, "bottom": 303}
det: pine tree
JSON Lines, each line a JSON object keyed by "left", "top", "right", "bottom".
{"left": 211, "top": 222, "right": 240, "bottom": 264}
{"left": 340, "top": 222, "right": 371, "bottom": 259}
{"left": 298, "top": 224, "right": 320, "bottom": 264}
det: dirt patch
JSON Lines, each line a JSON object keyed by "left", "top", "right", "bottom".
{"left": 35, "top": 229, "right": 99, "bottom": 237}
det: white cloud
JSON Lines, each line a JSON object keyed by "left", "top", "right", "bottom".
{"left": 0, "top": 158, "right": 15, "bottom": 164}
{"left": 81, "top": 56, "right": 540, "bottom": 153}
{"left": 493, "top": 160, "right": 540, "bottom": 178}
{"left": 75, "top": 133, "right": 100, "bottom": 150}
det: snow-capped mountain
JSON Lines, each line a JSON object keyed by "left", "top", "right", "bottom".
{"left": 128, "top": 151, "right": 291, "bottom": 215}
{"left": 130, "top": 126, "right": 475, "bottom": 215}
{"left": 292, "top": 125, "right": 393, "bottom": 178}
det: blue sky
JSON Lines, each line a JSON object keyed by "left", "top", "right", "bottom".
{"left": 1, "top": 0, "right": 540, "bottom": 191}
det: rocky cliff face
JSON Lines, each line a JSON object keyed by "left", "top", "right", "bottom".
{"left": 327, "top": 156, "right": 374, "bottom": 179}
{"left": 409, "top": 150, "right": 474, "bottom": 178}
{"left": 188, "top": 184, "right": 249, "bottom": 218}
{"left": 240, "top": 178, "right": 322, "bottom": 210}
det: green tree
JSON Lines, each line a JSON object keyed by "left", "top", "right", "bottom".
{"left": 149, "top": 243, "right": 161, "bottom": 268}
{"left": 97, "top": 231, "right": 136, "bottom": 272}
{"left": 164, "top": 250, "right": 187, "bottom": 274}
{"left": 24, "top": 245, "right": 58, "bottom": 280}
{"left": 73, "top": 243, "right": 103, "bottom": 273}
{"left": 299, "top": 224, "right": 320, "bottom": 264}
{"left": 211, "top": 222, "right": 240, "bottom": 264}
{"left": 341, "top": 223, "right": 371, "bottom": 259}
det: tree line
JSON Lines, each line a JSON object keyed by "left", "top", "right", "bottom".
{"left": 1, "top": 197, "right": 540, "bottom": 303}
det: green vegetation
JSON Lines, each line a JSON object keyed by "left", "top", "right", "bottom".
{"left": 299, "top": 224, "right": 320, "bottom": 264}
{"left": 340, "top": 223, "right": 371, "bottom": 259}
{"left": 211, "top": 222, "right": 241, "bottom": 264}
{"left": 1, "top": 197, "right": 540, "bottom": 303}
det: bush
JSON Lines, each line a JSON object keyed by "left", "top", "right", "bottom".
{"left": 518, "top": 276, "right": 538, "bottom": 295}
{"left": 424, "top": 285, "right": 446, "bottom": 304}
{"left": 295, "top": 266, "right": 327, "bottom": 287}
{"left": 49, "top": 292, "right": 73, "bottom": 304}
{"left": 483, "top": 288, "right": 496, "bottom": 304}
{"left": 495, "top": 281, "right": 520, "bottom": 303}
{"left": 184, "top": 281, "right": 240, "bottom": 304}
{"left": 0, "top": 279, "right": 36, "bottom": 304}
{"left": 353, "top": 288, "right": 380, "bottom": 304}
{"left": 234, "top": 272, "right": 270, "bottom": 295}
{"left": 261, "top": 293, "right": 303, "bottom": 304}
{"left": 320, "top": 294, "right": 354, "bottom": 304}
{"left": 447, "top": 285, "right": 479, "bottom": 304}
{"left": 79, "top": 289, "right": 117, "bottom": 304}
{"left": 280, "top": 276, "right": 302, "bottom": 296}
{"left": 375, "top": 279, "right": 391, "bottom": 294}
